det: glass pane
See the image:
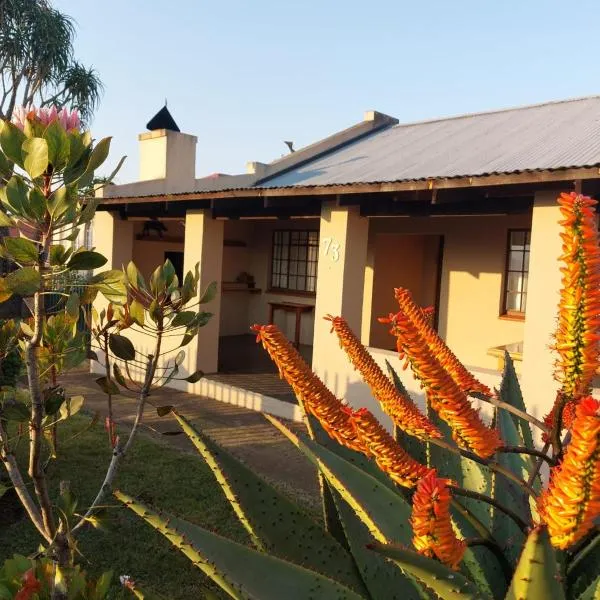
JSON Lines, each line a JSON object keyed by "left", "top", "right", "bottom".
{"left": 522, "top": 293, "right": 527, "bottom": 312}
{"left": 297, "top": 262, "right": 307, "bottom": 276}
{"left": 282, "top": 231, "right": 289, "bottom": 245}
{"left": 289, "top": 276, "right": 298, "bottom": 290}
{"left": 281, "top": 245, "right": 288, "bottom": 260}
{"left": 522, "top": 273, "right": 529, "bottom": 294}
{"left": 507, "top": 272, "right": 524, "bottom": 293}
{"left": 290, "top": 261, "right": 298, "bottom": 275}
{"left": 307, "top": 277, "right": 315, "bottom": 292}
{"left": 523, "top": 251, "right": 530, "bottom": 271}
{"left": 274, "top": 231, "right": 282, "bottom": 244}
{"left": 509, "top": 251, "right": 524, "bottom": 271}
{"left": 506, "top": 292, "right": 521, "bottom": 312}
{"left": 291, "top": 231, "right": 299, "bottom": 243}
{"left": 524, "top": 231, "right": 531, "bottom": 247}
{"left": 510, "top": 231, "right": 526, "bottom": 250}
{"left": 309, "top": 231, "right": 319, "bottom": 244}
{"left": 290, "top": 246, "right": 298, "bottom": 260}
{"left": 279, "top": 274, "right": 288, "bottom": 288}
{"left": 272, "top": 274, "right": 280, "bottom": 288}
{"left": 280, "top": 261, "right": 288, "bottom": 275}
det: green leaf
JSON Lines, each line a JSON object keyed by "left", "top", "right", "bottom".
{"left": 266, "top": 415, "right": 416, "bottom": 545}
{"left": 58, "top": 395, "right": 84, "bottom": 421}
{"left": 369, "top": 542, "right": 487, "bottom": 600}
{"left": 171, "top": 311, "right": 196, "bottom": 327}
{"left": 78, "top": 197, "right": 101, "bottom": 225}
{"left": 22, "top": 137, "right": 49, "bottom": 179}
{"left": 156, "top": 405, "right": 174, "bottom": 417}
{"left": 184, "top": 370, "right": 204, "bottom": 383}
{"left": 578, "top": 576, "right": 600, "bottom": 600}
{"left": 1, "top": 402, "right": 30, "bottom": 422}
{"left": 67, "top": 250, "right": 107, "bottom": 271}
{"left": 173, "top": 411, "right": 367, "bottom": 595}
{"left": 0, "top": 211, "right": 15, "bottom": 227}
{"left": 109, "top": 333, "right": 135, "bottom": 361}
{"left": 91, "top": 270, "right": 127, "bottom": 303}
{"left": 27, "top": 187, "right": 46, "bottom": 220}
{"left": 1, "top": 175, "right": 27, "bottom": 214}
{"left": 199, "top": 281, "right": 218, "bottom": 304}
{"left": 49, "top": 244, "right": 70, "bottom": 266}
{"left": 86, "top": 137, "right": 112, "bottom": 173}
{"left": 3, "top": 237, "right": 39, "bottom": 265}
{"left": 505, "top": 527, "right": 565, "bottom": 600}
{"left": 4, "top": 267, "right": 41, "bottom": 296}
{"left": 129, "top": 299, "right": 145, "bottom": 326}
{"left": 47, "top": 186, "right": 70, "bottom": 219}
{"left": 95, "top": 376, "right": 120, "bottom": 396}
{"left": 568, "top": 533, "right": 600, "bottom": 598}
{"left": 499, "top": 353, "right": 534, "bottom": 449}
{"left": 115, "top": 491, "right": 366, "bottom": 600}
{"left": 43, "top": 120, "right": 69, "bottom": 169}
{"left": 0, "top": 145, "right": 14, "bottom": 180}
{"left": 44, "top": 389, "right": 66, "bottom": 415}
{"left": 331, "top": 488, "right": 426, "bottom": 600}
{"left": 0, "top": 121, "right": 25, "bottom": 165}
{"left": 65, "top": 292, "right": 80, "bottom": 320}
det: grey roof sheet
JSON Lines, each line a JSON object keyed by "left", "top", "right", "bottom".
{"left": 259, "top": 96, "right": 600, "bottom": 188}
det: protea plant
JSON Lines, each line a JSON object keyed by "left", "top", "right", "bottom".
{"left": 116, "top": 192, "right": 600, "bottom": 600}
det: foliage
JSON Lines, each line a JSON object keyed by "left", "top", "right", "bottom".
{"left": 115, "top": 194, "right": 600, "bottom": 599}
{"left": 0, "top": 554, "right": 112, "bottom": 599}
{"left": 0, "top": 106, "right": 215, "bottom": 599}
{"left": 0, "top": 0, "right": 102, "bottom": 123}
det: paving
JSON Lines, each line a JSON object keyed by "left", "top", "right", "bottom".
{"left": 61, "top": 368, "right": 320, "bottom": 511}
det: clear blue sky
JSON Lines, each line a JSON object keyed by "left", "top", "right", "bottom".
{"left": 55, "top": 0, "right": 600, "bottom": 184}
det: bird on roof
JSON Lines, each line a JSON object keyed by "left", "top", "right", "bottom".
{"left": 284, "top": 140, "right": 295, "bottom": 153}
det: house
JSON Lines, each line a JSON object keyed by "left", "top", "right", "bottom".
{"left": 93, "top": 97, "right": 600, "bottom": 427}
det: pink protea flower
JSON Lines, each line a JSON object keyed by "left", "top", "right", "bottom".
{"left": 10, "top": 105, "right": 80, "bottom": 132}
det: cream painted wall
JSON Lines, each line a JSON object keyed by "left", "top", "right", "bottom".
{"left": 365, "top": 213, "right": 532, "bottom": 370}
{"left": 217, "top": 219, "right": 320, "bottom": 344}
{"left": 131, "top": 223, "right": 185, "bottom": 280}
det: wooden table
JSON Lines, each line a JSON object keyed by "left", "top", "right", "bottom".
{"left": 268, "top": 302, "right": 314, "bottom": 348}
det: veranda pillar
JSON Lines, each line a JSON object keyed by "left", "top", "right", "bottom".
{"left": 183, "top": 209, "right": 223, "bottom": 386}
{"left": 312, "top": 202, "right": 368, "bottom": 396}
{"left": 521, "top": 190, "right": 565, "bottom": 424}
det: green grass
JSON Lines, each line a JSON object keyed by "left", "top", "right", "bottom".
{"left": 0, "top": 415, "right": 250, "bottom": 598}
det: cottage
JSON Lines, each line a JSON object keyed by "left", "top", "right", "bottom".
{"left": 93, "top": 96, "right": 600, "bottom": 426}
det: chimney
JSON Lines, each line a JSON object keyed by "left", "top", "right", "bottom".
{"left": 138, "top": 105, "right": 197, "bottom": 186}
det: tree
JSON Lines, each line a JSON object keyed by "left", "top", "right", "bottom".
{"left": 0, "top": 0, "right": 102, "bottom": 123}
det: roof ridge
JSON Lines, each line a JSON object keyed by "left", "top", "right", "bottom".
{"left": 391, "top": 94, "right": 600, "bottom": 129}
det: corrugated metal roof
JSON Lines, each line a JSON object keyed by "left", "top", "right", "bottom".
{"left": 259, "top": 96, "right": 600, "bottom": 188}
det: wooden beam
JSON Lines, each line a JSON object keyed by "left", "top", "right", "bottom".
{"left": 98, "top": 166, "right": 600, "bottom": 206}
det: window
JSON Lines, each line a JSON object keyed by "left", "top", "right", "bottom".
{"left": 503, "top": 229, "right": 530, "bottom": 315}
{"left": 271, "top": 230, "right": 319, "bottom": 293}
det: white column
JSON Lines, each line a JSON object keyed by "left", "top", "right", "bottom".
{"left": 183, "top": 209, "right": 224, "bottom": 383}
{"left": 521, "top": 190, "right": 564, "bottom": 421}
{"left": 312, "top": 202, "right": 368, "bottom": 395}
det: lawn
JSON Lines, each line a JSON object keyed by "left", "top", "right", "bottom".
{"left": 0, "top": 415, "right": 250, "bottom": 598}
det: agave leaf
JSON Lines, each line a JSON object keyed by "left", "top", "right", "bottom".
{"left": 266, "top": 415, "right": 415, "bottom": 545}
{"left": 577, "top": 575, "right": 600, "bottom": 600}
{"left": 369, "top": 542, "right": 488, "bottom": 600}
{"left": 498, "top": 352, "right": 534, "bottom": 450}
{"left": 492, "top": 410, "right": 529, "bottom": 565}
{"left": 386, "top": 360, "right": 428, "bottom": 464}
{"left": 331, "top": 488, "right": 431, "bottom": 600}
{"left": 173, "top": 411, "right": 367, "bottom": 595}
{"left": 568, "top": 532, "right": 600, "bottom": 599}
{"left": 114, "top": 491, "right": 367, "bottom": 600}
{"left": 505, "top": 526, "right": 565, "bottom": 600}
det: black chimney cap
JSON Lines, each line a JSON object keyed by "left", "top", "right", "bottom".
{"left": 146, "top": 105, "right": 180, "bottom": 132}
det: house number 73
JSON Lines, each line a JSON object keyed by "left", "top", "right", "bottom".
{"left": 322, "top": 237, "right": 341, "bottom": 262}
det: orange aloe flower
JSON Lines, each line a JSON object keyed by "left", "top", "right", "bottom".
{"left": 411, "top": 470, "right": 465, "bottom": 570}
{"left": 538, "top": 396, "right": 600, "bottom": 549}
{"left": 349, "top": 407, "right": 433, "bottom": 488}
{"left": 325, "top": 315, "right": 441, "bottom": 440}
{"left": 553, "top": 193, "right": 600, "bottom": 401}
{"left": 383, "top": 307, "right": 501, "bottom": 458}
{"left": 542, "top": 393, "right": 579, "bottom": 443}
{"left": 251, "top": 324, "right": 365, "bottom": 453}
{"left": 394, "top": 288, "right": 491, "bottom": 396}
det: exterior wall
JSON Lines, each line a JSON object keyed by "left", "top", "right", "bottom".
{"left": 364, "top": 213, "right": 532, "bottom": 370}
{"left": 220, "top": 219, "right": 319, "bottom": 344}
{"left": 131, "top": 222, "right": 185, "bottom": 279}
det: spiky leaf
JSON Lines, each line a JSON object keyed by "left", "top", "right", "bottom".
{"left": 173, "top": 412, "right": 367, "bottom": 595}
{"left": 369, "top": 542, "right": 488, "bottom": 600}
{"left": 114, "top": 491, "right": 366, "bottom": 600}
{"left": 505, "top": 527, "right": 565, "bottom": 600}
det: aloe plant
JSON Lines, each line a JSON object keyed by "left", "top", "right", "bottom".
{"left": 116, "top": 192, "right": 600, "bottom": 600}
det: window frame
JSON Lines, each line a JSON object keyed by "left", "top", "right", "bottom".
{"left": 501, "top": 228, "right": 531, "bottom": 319}
{"left": 269, "top": 229, "right": 319, "bottom": 295}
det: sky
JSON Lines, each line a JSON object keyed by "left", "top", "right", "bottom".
{"left": 54, "top": 0, "right": 600, "bottom": 184}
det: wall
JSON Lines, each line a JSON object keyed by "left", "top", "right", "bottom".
{"left": 368, "top": 234, "right": 441, "bottom": 349}
{"left": 131, "top": 222, "right": 185, "bottom": 279}
{"left": 219, "top": 219, "right": 319, "bottom": 344}
{"left": 364, "top": 213, "right": 531, "bottom": 370}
